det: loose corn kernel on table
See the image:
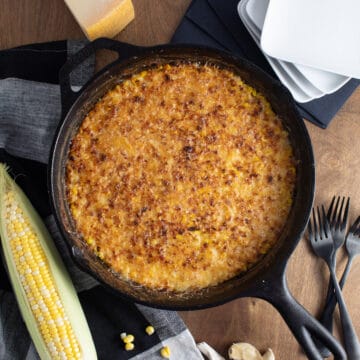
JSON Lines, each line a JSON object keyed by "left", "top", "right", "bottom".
{"left": 1, "top": 0, "right": 360, "bottom": 359}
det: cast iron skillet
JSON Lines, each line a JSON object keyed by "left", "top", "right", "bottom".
{"left": 49, "top": 38, "right": 345, "bottom": 359}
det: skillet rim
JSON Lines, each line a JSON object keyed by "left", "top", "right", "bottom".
{"left": 48, "top": 42, "right": 315, "bottom": 310}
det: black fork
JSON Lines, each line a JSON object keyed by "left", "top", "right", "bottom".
{"left": 309, "top": 206, "right": 360, "bottom": 359}
{"left": 316, "top": 197, "right": 350, "bottom": 357}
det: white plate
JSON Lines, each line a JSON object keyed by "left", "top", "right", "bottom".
{"left": 245, "top": 0, "right": 268, "bottom": 32}
{"left": 260, "top": 0, "right": 360, "bottom": 79}
{"left": 238, "top": 0, "right": 315, "bottom": 103}
{"left": 246, "top": 0, "right": 350, "bottom": 94}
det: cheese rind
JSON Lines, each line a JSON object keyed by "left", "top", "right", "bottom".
{"left": 65, "top": 0, "right": 135, "bottom": 40}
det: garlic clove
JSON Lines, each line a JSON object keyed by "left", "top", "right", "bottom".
{"left": 197, "top": 342, "right": 225, "bottom": 360}
{"left": 262, "top": 348, "right": 275, "bottom": 360}
{"left": 228, "top": 342, "right": 263, "bottom": 360}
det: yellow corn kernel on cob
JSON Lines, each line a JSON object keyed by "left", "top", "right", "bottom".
{"left": 0, "top": 164, "right": 97, "bottom": 360}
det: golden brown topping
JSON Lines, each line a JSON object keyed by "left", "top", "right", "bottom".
{"left": 66, "top": 63, "right": 296, "bottom": 292}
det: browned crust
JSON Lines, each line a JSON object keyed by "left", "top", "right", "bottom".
{"left": 66, "top": 63, "right": 296, "bottom": 292}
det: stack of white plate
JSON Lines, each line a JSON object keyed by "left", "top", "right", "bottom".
{"left": 238, "top": 0, "right": 360, "bottom": 103}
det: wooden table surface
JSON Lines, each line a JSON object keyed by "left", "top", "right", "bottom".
{"left": 1, "top": 1, "right": 359, "bottom": 359}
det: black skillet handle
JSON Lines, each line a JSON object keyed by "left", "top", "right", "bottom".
{"left": 258, "top": 274, "right": 346, "bottom": 360}
{"left": 59, "top": 38, "right": 144, "bottom": 116}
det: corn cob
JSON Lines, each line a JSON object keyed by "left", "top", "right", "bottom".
{"left": 0, "top": 164, "right": 97, "bottom": 360}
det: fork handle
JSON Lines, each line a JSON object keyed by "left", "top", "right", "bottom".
{"left": 316, "top": 256, "right": 355, "bottom": 357}
{"left": 315, "top": 302, "right": 336, "bottom": 358}
{"left": 322, "top": 256, "right": 354, "bottom": 325}
{"left": 324, "top": 252, "right": 338, "bottom": 303}
{"left": 314, "top": 254, "right": 342, "bottom": 357}
{"left": 328, "top": 262, "right": 360, "bottom": 359}
{"left": 339, "top": 256, "right": 354, "bottom": 290}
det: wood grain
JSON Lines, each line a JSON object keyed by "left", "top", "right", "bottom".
{"left": 1, "top": 1, "right": 359, "bottom": 359}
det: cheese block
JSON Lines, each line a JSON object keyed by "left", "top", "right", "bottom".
{"left": 64, "top": 0, "right": 135, "bottom": 40}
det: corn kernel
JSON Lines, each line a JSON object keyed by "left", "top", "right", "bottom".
{"left": 120, "top": 332, "right": 127, "bottom": 340}
{"left": 123, "top": 334, "right": 135, "bottom": 343}
{"left": 145, "top": 325, "right": 155, "bottom": 335}
{"left": 160, "top": 346, "right": 171, "bottom": 358}
{"left": 3, "top": 190, "right": 82, "bottom": 359}
{"left": 125, "top": 342, "right": 135, "bottom": 351}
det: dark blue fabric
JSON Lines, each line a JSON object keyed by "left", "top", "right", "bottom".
{"left": 172, "top": 0, "right": 359, "bottom": 128}
{"left": 0, "top": 41, "right": 67, "bottom": 84}
{"left": 187, "top": 0, "right": 245, "bottom": 57}
{"left": 172, "top": 17, "right": 227, "bottom": 50}
{"left": 79, "top": 287, "right": 160, "bottom": 360}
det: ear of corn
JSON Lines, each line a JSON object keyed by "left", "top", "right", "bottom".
{"left": 0, "top": 164, "right": 97, "bottom": 360}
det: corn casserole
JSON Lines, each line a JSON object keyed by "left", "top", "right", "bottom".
{"left": 66, "top": 63, "right": 296, "bottom": 292}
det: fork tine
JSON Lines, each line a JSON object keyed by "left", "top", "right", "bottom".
{"left": 322, "top": 205, "right": 331, "bottom": 237}
{"left": 349, "top": 216, "right": 360, "bottom": 234}
{"left": 317, "top": 206, "right": 323, "bottom": 239}
{"left": 308, "top": 213, "right": 313, "bottom": 237}
{"left": 331, "top": 196, "right": 341, "bottom": 228}
{"left": 313, "top": 208, "right": 319, "bottom": 241}
{"left": 351, "top": 216, "right": 360, "bottom": 236}
{"left": 335, "top": 197, "right": 345, "bottom": 230}
{"left": 327, "top": 195, "right": 336, "bottom": 220}
{"left": 340, "top": 197, "right": 350, "bottom": 231}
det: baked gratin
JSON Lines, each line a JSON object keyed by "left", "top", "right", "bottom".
{"left": 66, "top": 63, "right": 296, "bottom": 292}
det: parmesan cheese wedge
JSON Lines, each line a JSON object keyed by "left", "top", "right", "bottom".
{"left": 64, "top": 0, "right": 135, "bottom": 40}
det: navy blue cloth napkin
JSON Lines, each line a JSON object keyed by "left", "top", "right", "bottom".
{"left": 172, "top": 0, "right": 359, "bottom": 128}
